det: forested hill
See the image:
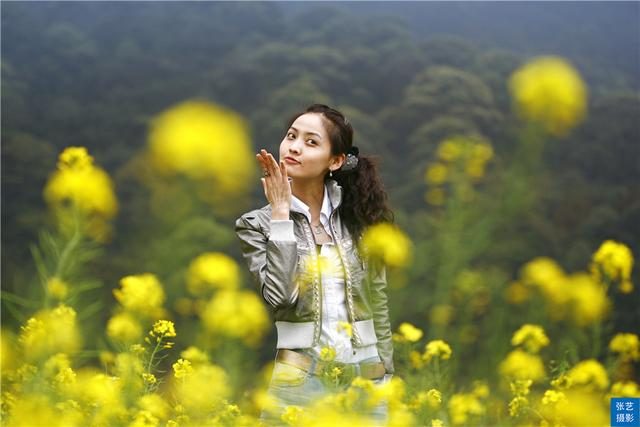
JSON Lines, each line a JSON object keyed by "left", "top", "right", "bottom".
{"left": 2, "top": 2, "right": 639, "bottom": 316}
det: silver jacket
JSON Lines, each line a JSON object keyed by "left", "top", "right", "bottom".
{"left": 234, "top": 179, "right": 394, "bottom": 374}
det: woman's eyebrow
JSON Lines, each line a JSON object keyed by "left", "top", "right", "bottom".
{"left": 290, "top": 127, "right": 322, "bottom": 139}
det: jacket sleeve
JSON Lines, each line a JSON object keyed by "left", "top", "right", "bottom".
{"left": 234, "top": 214, "right": 299, "bottom": 309}
{"left": 369, "top": 256, "right": 395, "bottom": 374}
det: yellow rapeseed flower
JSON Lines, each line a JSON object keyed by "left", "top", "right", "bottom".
{"left": 437, "top": 139, "right": 463, "bottom": 162}
{"left": 106, "top": 312, "right": 143, "bottom": 344}
{"left": 113, "top": 273, "right": 166, "bottom": 317}
{"left": 448, "top": 392, "right": 485, "bottom": 425}
{"left": 509, "top": 56, "right": 587, "bottom": 136}
{"left": 360, "top": 222, "right": 412, "bottom": 268}
{"left": 567, "top": 273, "right": 610, "bottom": 326}
{"left": 200, "top": 289, "right": 269, "bottom": 347}
{"left": 539, "top": 390, "right": 608, "bottom": 427}
{"left": 336, "top": 322, "right": 353, "bottom": 338}
{"left": 499, "top": 349, "right": 546, "bottom": 382}
{"left": 423, "top": 340, "right": 452, "bottom": 362}
{"left": 173, "top": 363, "right": 231, "bottom": 414}
{"left": 567, "top": 359, "right": 609, "bottom": 391}
{"left": 320, "top": 346, "right": 337, "bottom": 362}
{"left": 430, "top": 304, "right": 454, "bottom": 326}
{"left": 610, "top": 381, "right": 640, "bottom": 398}
{"left": 510, "top": 379, "right": 533, "bottom": 396}
{"left": 46, "top": 277, "right": 69, "bottom": 300}
{"left": 172, "top": 359, "right": 194, "bottom": 379}
{"left": 609, "top": 333, "right": 640, "bottom": 362}
{"left": 425, "top": 163, "right": 448, "bottom": 185}
{"left": 180, "top": 346, "right": 210, "bottom": 365}
{"left": 137, "top": 393, "right": 170, "bottom": 421}
{"left": 426, "top": 389, "right": 442, "bottom": 408}
{"left": 520, "top": 257, "right": 571, "bottom": 308}
{"left": 150, "top": 320, "right": 176, "bottom": 342}
{"left": 186, "top": 252, "right": 240, "bottom": 295}
{"left": 425, "top": 188, "right": 446, "bottom": 206}
{"left": 590, "top": 240, "right": 634, "bottom": 293}
{"left": 541, "top": 389, "right": 567, "bottom": 407}
{"left": 397, "top": 322, "right": 423, "bottom": 343}
{"left": 19, "top": 305, "right": 82, "bottom": 361}
{"left": 511, "top": 324, "right": 550, "bottom": 353}
{"left": 508, "top": 395, "right": 528, "bottom": 417}
{"left": 43, "top": 146, "right": 118, "bottom": 241}
{"left": 147, "top": 100, "right": 254, "bottom": 194}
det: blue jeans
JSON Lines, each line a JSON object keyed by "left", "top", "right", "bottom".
{"left": 259, "top": 350, "right": 389, "bottom": 426}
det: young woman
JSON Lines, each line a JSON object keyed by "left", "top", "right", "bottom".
{"left": 235, "top": 104, "right": 395, "bottom": 425}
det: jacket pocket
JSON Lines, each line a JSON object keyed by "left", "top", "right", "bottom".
{"left": 353, "top": 319, "right": 378, "bottom": 346}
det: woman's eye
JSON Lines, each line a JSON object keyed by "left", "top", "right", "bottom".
{"left": 307, "top": 139, "right": 316, "bottom": 145}
{"left": 287, "top": 132, "right": 295, "bottom": 138}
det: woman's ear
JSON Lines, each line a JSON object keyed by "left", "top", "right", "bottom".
{"left": 330, "top": 153, "right": 346, "bottom": 171}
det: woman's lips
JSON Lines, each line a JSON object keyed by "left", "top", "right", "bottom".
{"left": 284, "top": 157, "right": 300, "bottom": 165}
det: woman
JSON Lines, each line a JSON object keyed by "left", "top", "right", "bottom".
{"left": 234, "top": 104, "right": 395, "bottom": 425}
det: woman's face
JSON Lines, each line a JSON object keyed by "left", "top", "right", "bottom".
{"left": 279, "top": 113, "right": 344, "bottom": 180}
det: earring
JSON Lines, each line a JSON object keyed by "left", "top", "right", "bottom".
{"left": 330, "top": 169, "right": 334, "bottom": 177}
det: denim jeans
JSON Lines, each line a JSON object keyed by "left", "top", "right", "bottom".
{"left": 259, "top": 350, "right": 390, "bottom": 426}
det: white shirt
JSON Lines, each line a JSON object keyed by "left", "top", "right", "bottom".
{"left": 286, "top": 184, "right": 379, "bottom": 363}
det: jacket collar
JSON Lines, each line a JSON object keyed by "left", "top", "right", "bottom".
{"left": 289, "top": 179, "right": 342, "bottom": 221}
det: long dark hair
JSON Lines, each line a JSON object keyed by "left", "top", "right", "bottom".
{"left": 285, "top": 104, "right": 395, "bottom": 242}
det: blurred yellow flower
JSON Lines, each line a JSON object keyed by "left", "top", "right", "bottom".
{"left": 320, "top": 346, "right": 337, "bottom": 362}
{"left": 396, "top": 322, "right": 423, "bottom": 343}
{"left": 43, "top": 146, "right": 118, "bottom": 241}
{"left": 130, "top": 410, "right": 159, "bottom": 427}
{"left": 504, "top": 281, "right": 531, "bottom": 305}
{"left": 107, "top": 312, "right": 143, "bottom": 344}
{"left": 437, "top": 140, "right": 463, "bottom": 162}
{"left": 508, "top": 395, "right": 528, "bottom": 417}
{"left": 541, "top": 389, "right": 567, "bottom": 407}
{"left": 137, "top": 394, "right": 170, "bottom": 422}
{"left": 425, "top": 188, "right": 446, "bottom": 206}
{"left": 550, "top": 373, "right": 572, "bottom": 390}
{"left": 172, "top": 358, "right": 193, "bottom": 379}
{"left": 567, "top": 359, "right": 609, "bottom": 391}
{"left": 336, "top": 321, "right": 353, "bottom": 338}
{"left": 147, "top": 100, "right": 254, "bottom": 194}
{"left": 430, "top": 304, "right": 454, "bottom": 326}
{"left": 426, "top": 388, "right": 442, "bottom": 408}
{"left": 567, "top": 273, "right": 610, "bottom": 326}
{"left": 431, "top": 419, "right": 444, "bottom": 427}
{"left": 509, "top": 56, "right": 587, "bottom": 136}
{"left": 180, "top": 346, "right": 210, "bottom": 365}
{"left": 423, "top": 340, "right": 452, "bottom": 362}
{"left": 610, "top": 381, "right": 640, "bottom": 398}
{"left": 281, "top": 405, "right": 304, "bottom": 425}
{"left": 19, "top": 305, "right": 82, "bottom": 362}
{"left": 510, "top": 379, "right": 533, "bottom": 396}
{"left": 186, "top": 252, "right": 240, "bottom": 296}
{"left": 360, "top": 222, "right": 412, "bottom": 268}
{"left": 425, "top": 163, "right": 448, "bottom": 185}
{"left": 448, "top": 392, "right": 485, "bottom": 425}
{"left": 114, "top": 273, "right": 166, "bottom": 317}
{"left": 511, "top": 324, "right": 550, "bottom": 353}
{"left": 46, "top": 277, "right": 69, "bottom": 300}
{"left": 173, "top": 363, "right": 231, "bottom": 414}
{"left": 609, "top": 333, "right": 640, "bottom": 362}
{"left": 539, "top": 390, "right": 608, "bottom": 427}
{"left": 200, "top": 289, "right": 269, "bottom": 347}
{"left": 590, "top": 240, "right": 634, "bottom": 293}
{"left": 499, "top": 349, "right": 545, "bottom": 382}
{"left": 520, "top": 257, "right": 571, "bottom": 307}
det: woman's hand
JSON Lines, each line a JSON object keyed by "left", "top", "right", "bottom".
{"left": 256, "top": 149, "right": 291, "bottom": 220}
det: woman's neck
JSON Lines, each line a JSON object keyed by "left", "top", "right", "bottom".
{"left": 291, "top": 178, "right": 325, "bottom": 216}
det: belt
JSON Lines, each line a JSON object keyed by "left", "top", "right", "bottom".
{"left": 276, "top": 349, "right": 386, "bottom": 380}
